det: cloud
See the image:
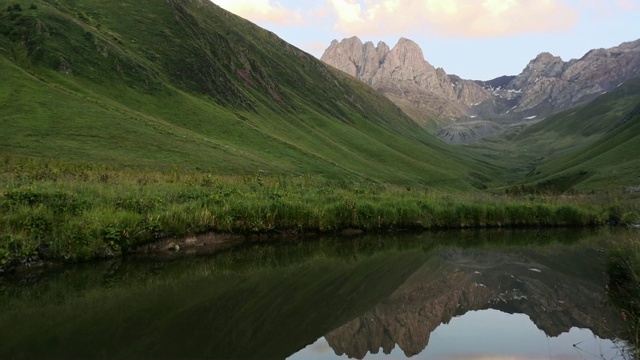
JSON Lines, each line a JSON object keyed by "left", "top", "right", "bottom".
{"left": 326, "top": 0, "right": 583, "bottom": 37}
{"left": 213, "top": 0, "right": 303, "bottom": 25}
{"left": 329, "top": 0, "right": 364, "bottom": 24}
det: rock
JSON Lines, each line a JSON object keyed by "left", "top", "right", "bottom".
{"left": 437, "top": 120, "right": 504, "bottom": 144}
{"left": 166, "top": 243, "right": 180, "bottom": 252}
{"left": 321, "top": 37, "right": 640, "bottom": 141}
{"left": 184, "top": 236, "right": 198, "bottom": 245}
{"left": 500, "top": 39, "right": 640, "bottom": 114}
{"left": 321, "top": 37, "right": 492, "bottom": 125}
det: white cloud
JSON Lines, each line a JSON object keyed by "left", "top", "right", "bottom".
{"left": 213, "top": 0, "right": 303, "bottom": 25}
{"left": 483, "top": 0, "right": 517, "bottom": 15}
{"left": 329, "top": 0, "right": 364, "bottom": 24}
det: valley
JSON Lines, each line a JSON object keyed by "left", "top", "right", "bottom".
{"left": 322, "top": 36, "right": 640, "bottom": 145}
{"left": 0, "top": 0, "right": 638, "bottom": 264}
{"left": 0, "top": 0, "right": 639, "bottom": 357}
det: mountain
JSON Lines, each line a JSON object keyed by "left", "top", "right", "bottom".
{"left": 500, "top": 77, "right": 640, "bottom": 191}
{"left": 503, "top": 41, "right": 640, "bottom": 115}
{"left": 0, "top": 0, "right": 500, "bottom": 188}
{"left": 321, "top": 37, "right": 492, "bottom": 130}
{"left": 322, "top": 37, "right": 640, "bottom": 143}
{"left": 1, "top": 0, "right": 636, "bottom": 192}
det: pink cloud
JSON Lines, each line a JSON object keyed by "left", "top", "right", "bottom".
{"left": 326, "top": 0, "right": 582, "bottom": 38}
{"left": 214, "top": 0, "right": 303, "bottom": 25}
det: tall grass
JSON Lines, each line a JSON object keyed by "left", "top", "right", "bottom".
{"left": 0, "top": 156, "right": 633, "bottom": 266}
{"left": 608, "top": 232, "right": 640, "bottom": 354}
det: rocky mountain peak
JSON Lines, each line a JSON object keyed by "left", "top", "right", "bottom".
{"left": 322, "top": 36, "right": 640, "bottom": 142}
{"left": 507, "top": 52, "right": 564, "bottom": 90}
{"left": 321, "top": 36, "right": 492, "bottom": 122}
{"left": 382, "top": 38, "right": 435, "bottom": 81}
{"left": 535, "top": 52, "right": 561, "bottom": 61}
{"left": 618, "top": 38, "right": 640, "bottom": 51}
{"left": 387, "top": 37, "right": 432, "bottom": 71}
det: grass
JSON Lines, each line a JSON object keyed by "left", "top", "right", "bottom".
{"left": 0, "top": 0, "right": 502, "bottom": 190}
{"left": 607, "top": 231, "right": 640, "bottom": 355}
{"left": 1, "top": 156, "right": 632, "bottom": 267}
{"left": 471, "top": 77, "right": 640, "bottom": 192}
{"left": 0, "top": 0, "right": 638, "bottom": 268}
{"left": 0, "top": 1, "right": 638, "bottom": 356}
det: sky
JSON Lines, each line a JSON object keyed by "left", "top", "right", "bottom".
{"left": 212, "top": 0, "right": 640, "bottom": 81}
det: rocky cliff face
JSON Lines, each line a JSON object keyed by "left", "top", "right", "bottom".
{"left": 322, "top": 37, "right": 640, "bottom": 143}
{"left": 324, "top": 247, "right": 625, "bottom": 358}
{"left": 321, "top": 37, "right": 492, "bottom": 124}
{"left": 499, "top": 39, "right": 640, "bottom": 114}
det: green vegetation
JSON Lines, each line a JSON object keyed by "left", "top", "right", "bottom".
{"left": 0, "top": 0, "right": 639, "bottom": 270}
{"left": 0, "top": 0, "right": 500, "bottom": 188}
{"left": 473, "top": 77, "right": 640, "bottom": 192}
{"left": 607, "top": 231, "right": 640, "bottom": 355}
{"left": 0, "top": 1, "right": 639, "bottom": 358}
{"left": 0, "top": 156, "right": 628, "bottom": 268}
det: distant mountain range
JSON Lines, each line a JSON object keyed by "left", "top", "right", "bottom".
{"left": 322, "top": 37, "right": 640, "bottom": 143}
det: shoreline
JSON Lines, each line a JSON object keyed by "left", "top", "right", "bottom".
{"left": 1, "top": 224, "right": 630, "bottom": 274}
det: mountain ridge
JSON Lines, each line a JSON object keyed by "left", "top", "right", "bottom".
{"left": 0, "top": 0, "right": 501, "bottom": 188}
{"left": 321, "top": 36, "right": 640, "bottom": 143}
{"left": 0, "top": 0, "right": 638, "bottom": 192}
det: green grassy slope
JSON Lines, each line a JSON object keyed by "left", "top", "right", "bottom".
{"left": 0, "top": 0, "right": 499, "bottom": 189}
{"left": 519, "top": 78, "right": 640, "bottom": 191}
{"left": 532, "top": 101, "right": 640, "bottom": 190}
{"left": 473, "top": 77, "right": 640, "bottom": 191}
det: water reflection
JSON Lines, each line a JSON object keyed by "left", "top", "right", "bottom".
{"left": 0, "top": 230, "right": 631, "bottom": 359}
{"left": 294, "top": 317, "right": 624, "bottom": 360}
{"left": 292, "top": 245, "right": 629, "bottom": 359}
{"left": 425, "top": 310, "right": 623, "bottom": 360}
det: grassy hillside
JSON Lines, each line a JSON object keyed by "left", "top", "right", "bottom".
{"left": 0, "top": 0, "right": 638, "bottom": 267}
{"left": 473, "top": 77, "right": 640, "bottom": 192}
{"left": 0, "top": 0, "right": 501, "bottom": 189}
{"left": 525, "top": 78, "right": 640, "bottom": 191}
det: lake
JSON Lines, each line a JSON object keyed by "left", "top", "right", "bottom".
{"left": 0, "top": 228, "right": 632, "bottom": 359}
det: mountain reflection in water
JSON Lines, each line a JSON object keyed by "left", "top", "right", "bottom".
{"left": 291, "top": 245, "right": 629, "bottom": 360}
{"left": 0, "top": 230, "right": 632, "bottom": 359}
{"left": 291, "top": 310, "right": 625, "bottom": 360}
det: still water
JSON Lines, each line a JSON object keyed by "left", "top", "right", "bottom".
{"left": 292, "top": 311, "right": 625, "bottom": 360}
{"left": 0, "top": 229, "right": 632, "bottom": 359}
